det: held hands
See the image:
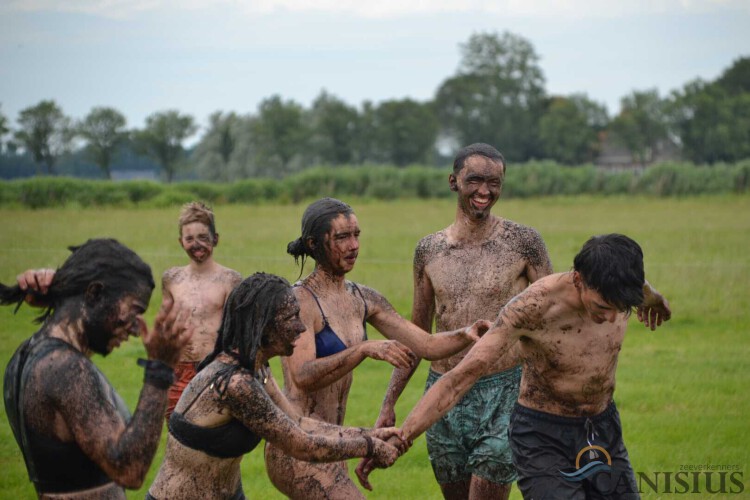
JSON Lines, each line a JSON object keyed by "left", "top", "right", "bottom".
{"left": 464, "top": 319, "right": 493, "bottom": 342}
{"left": 139, "top": 301, "right": 193, "bottom": 368}
{"left": 362, "top": 340, "right": 413, "bottom": 369}
{"left": 355, "top": 407, "right": 396, "bottom": 490}
{"left": 357, "top": 429, "right": 412, "bottom": 491}
{"left": 637, "top": 285, "right": 672, "bottom": 331}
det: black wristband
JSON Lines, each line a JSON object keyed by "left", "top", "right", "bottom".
{"left": 137, "top": 358, "right": 174, "bottom": 390}
{"left": 364, "top": 435, "right": 374, "bottom": 459}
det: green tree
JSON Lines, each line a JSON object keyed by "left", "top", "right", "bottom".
{"left": 374, "top": 99, "right": 438, "bottom": 166}
{"left": 540, "top": 94, "right": 608, "bottom": 165}
{"left": 309, "top": 91, "right": 359, "bottom": 165}
{"left": 669, "top": 79, "right": 750, "bottom": 164}
{"left": 251, "top": 95, "right": 310, "bottom": 177}
{"left": 435, "top": 31, "right": 547, "bottom": 161}
{"left": 14, "top": 100, "right": 73, "bottom": 175}
{"left": 193, "top": 111, "right": 242, "bottom": 181}
{"left": 610, "top": 89, "right": 669, "bottom": 165}
{"left": 0, "top": 105, "right": 9, "bottom": 153}
{"left": 135, "top": 110, "right": 197, "bottom": 182}
{"left": 78, "top": 107, "right": 127, "bottom": 179}
{"left": 716, "top": 56, "right": 750, "bottom": 95}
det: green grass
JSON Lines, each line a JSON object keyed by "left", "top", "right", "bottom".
{"left": 1, "top": 196, "right": 749, "bottom": 499}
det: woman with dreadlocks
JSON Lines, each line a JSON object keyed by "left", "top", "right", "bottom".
{"left": 264, "top": 198, "right": 489, "bottom": 499}
{"left": 2, "top": 239, "right": 191, "bottom": 499}
{"left": 147, "top": 272, "right": 403, "bottom": 500}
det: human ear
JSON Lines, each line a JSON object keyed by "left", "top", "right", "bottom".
{"left": 449, "top": 174, "right": 458, "bottom": 192}
{"left": 84, "top": 282, "right": 105, "bottom": 305}
{"left": 213, "top": 233, "right": 219, "bottom": 246}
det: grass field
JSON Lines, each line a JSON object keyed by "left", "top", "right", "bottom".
{"left": 1, "top": 196, "right": 749, "bottom": 499}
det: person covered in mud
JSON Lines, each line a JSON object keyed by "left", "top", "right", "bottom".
{"left": 2, "top": 239, "right": 191, "bottom": 499}
{"left": 160, "top": 202, "right": 242, "bottom": 419}
{"left": 357, "top": 142, "right": 553, "bottom": 499}
{"left": 396, "top": 234, "right": 671, "bottom": 499}
{"left": 147, "top": 273, "right": 404, "bottom": 500}
{"left": 264, "top": 197, "right": 489, "bottom": 499}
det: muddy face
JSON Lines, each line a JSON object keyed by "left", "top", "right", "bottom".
{"left": 452, "top": 155, "right": 504, "bottom": 221}
{"left": 85, "top": 290, "right": 149, "bottom": 355}
{"left": 179, "top": 221, "right": 217, "bottom": 264}
{"left": 321, "top": 214, "right": 360, "bottom": 276}
{"left": 264, "top": 293, "right": 306, "bottom": 357}
{"left": 577, "top": 282, "right": 619, "bottom": 324}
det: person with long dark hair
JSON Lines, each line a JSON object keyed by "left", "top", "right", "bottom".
{"left": 147, "top": 272, "right": 403, "bottom": 500}
{"left": 264, "top": 198, "right": 489, "bottom": 499}
{"left": 2, "top": 239, "right": 191, "bottom": 499}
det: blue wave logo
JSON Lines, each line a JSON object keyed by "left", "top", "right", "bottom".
{"left": 560, "top": 445, "right": 613, "bottom": 482}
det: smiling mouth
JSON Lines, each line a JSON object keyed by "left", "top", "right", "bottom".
{"left": 471, "top": 197, "right": 492, "bottom": 210}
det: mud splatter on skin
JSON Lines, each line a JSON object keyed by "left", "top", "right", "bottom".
{"left": 14, "top": 329, "right": 168, "bottom": 494}
{"left": 414, "top": 218, "right": 552, "bottom": 374}
{"left": 161, "top": 265, "right": 242, "bottom": 362}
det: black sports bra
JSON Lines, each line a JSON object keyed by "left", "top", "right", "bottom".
{"left": 168, "top": 375, "right": 261, "bottom": 459}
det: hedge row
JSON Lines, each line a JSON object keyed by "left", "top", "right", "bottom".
{"left": 1, "top": 161, "right": 748, "bottom": 209}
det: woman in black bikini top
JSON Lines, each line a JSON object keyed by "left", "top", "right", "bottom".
{"left": 147, "top": 272, "right": 405, "bottom": 500}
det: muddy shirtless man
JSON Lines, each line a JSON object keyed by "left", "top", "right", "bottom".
{"left": 399, "top": 234, "right": 671, "bottom": 499}
{"left": 161, "top": 202, "right": 242, "bottom": 418}
{"left": 359, "top": 143, "right": 552, "bottom": 499}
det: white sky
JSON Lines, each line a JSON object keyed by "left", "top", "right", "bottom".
{"left": 1, "top": 0, "right": 748, "bottom": 139}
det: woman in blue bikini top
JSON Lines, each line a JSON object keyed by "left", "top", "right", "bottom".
{"left": 264, "top": 197, "right": 489, "bottom": 500}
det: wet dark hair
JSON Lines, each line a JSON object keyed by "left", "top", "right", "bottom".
{"left": 199, "top": 272, "right": 293, "bottom": 393}
{"left": 453, "top": 143, "right": 506, "bottom": 175}
{"left": 286, "top": 197, "right": 354, "bottom": 277}
{"left": 0, "top": 238, "right": 155, "bottom": 323}
{"left": 573, "top": 234, "right": 645, "bottom": 313}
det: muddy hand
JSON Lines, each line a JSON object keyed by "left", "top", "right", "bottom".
{"left": 364, "top": 340, "right": 413, "bottom": 369}
{"left": 143, "top": 302, "right": 193, "bottom": 367}
{"left": 16, "top": 268, "right": 55, "bottom": 306}
{"left": 371, "top": 437, "right": 400, "bottom": 468}
{"left": 465, "top": 319, "right": 493, "bottom": 341}
{"left": 355, "top": 458, "right": 376, "bottom": 491}
{"left": 637, "top": 290, "right": 671, "bottom": 331}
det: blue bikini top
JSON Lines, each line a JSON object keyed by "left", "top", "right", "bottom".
{"left": 298, "top": 284, "right": 368, "bottom": 358}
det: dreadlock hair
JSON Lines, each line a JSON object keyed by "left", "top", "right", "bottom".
{"left": 0, "top": 239, "right": 154, "bottom": 323}
{"left": 573, "top": 233, "right": 645, "bottom": 314}
{"left": 286, "top": 197, "right": 354, "bottom": 278}
{"left": 198, "top": 272, "right": 293, "bottom": 395}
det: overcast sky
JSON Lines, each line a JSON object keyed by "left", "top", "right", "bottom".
{"left": 1, "top": 0, "right": 748, "bottom": 138}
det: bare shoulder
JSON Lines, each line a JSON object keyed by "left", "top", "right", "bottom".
{"left": 219, "top": 266, "right": 243, "bottom": 287}
{"left": 162, "top": 266, "right": 187, "bottom": 287}
{"left": 500, "top": 274, "right": 565, "bottom": 331}
{"left": 499, "top": 219, "right": 550, "bottom": 266}
{"left": 349, "top": 281, "right": 395, "bottom": 315}
{"left": 414, "top": 229, "right": 449, "bottom": 269}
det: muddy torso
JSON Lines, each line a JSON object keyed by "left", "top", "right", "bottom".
{"left": 163, "top": 265, "right": 241, "bottom": 362}
{"left": 419, "top": 218, "right": 551, "bottom": 374}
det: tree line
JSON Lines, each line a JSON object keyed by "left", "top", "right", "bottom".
{"left": 1, "top": 32, "right": 748, "bottom": 182}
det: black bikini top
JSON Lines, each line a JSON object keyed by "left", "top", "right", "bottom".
{"left": 297, "top": 283, "right": 368, "bottom": 358}
{"left": 4, "top": 336, "right": 130, "bottom": 494}
{"left": 168, "top": 375, "right": 261, "bottom": 459}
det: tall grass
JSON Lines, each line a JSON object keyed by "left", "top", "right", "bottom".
{"left": 1, "top": 196, "right": 748, "bottom": 498}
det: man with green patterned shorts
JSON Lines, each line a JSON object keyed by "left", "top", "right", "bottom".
{"left": 357, "top": 143, "right": 552, "bottom": 499}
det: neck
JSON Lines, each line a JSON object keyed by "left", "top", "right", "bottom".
{"left": 46, "top": 315, "right": 91, "bottom": 357}
{"left": 188, "top": 257, "right": 215, "bottom": 273}
{"left": 452, "top": 208, "right": 500, "bottom": 241}
{"left": 304, "top": 265, "right": 346, "bottom": 291}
